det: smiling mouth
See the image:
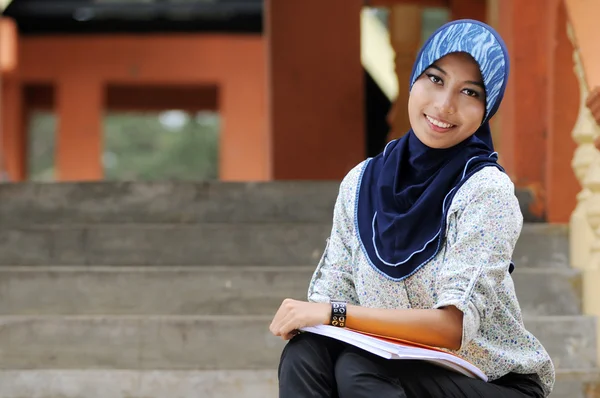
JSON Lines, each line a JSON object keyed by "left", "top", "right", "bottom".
{"left": 425, "top": 114, "right": 456, "bottom": 130}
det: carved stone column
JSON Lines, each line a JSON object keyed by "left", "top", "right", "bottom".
{"left": 568, "top": 37, "right": 598, "bottom": 272}
{"left": 567, "top": 22, "right": 600, "bottom": 365}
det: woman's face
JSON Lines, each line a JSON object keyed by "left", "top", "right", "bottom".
{"left": 408, "top": 52, "right": 486, "bottom": 149}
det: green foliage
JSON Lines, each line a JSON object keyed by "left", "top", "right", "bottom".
{"left": 27, "top": 111, "right": 220, "bottom": 181}
{"left": 27, "top": 112, "right": 56, "bottom": 182}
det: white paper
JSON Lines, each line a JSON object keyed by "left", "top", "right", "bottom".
{"left": 300, "top": 325, "right": 487, "bottom": 382}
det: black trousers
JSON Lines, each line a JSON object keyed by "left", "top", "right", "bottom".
{"left": 278, "top": 333, "right": 545, "bottom": 398}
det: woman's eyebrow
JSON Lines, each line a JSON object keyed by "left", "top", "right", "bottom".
{"left": 429, "top": 65, "right": 446, "bottom": 75}
{"left": 467, "top": 80, "right": 485, "bottom": 89}
{"left": 429, "top": 64, "right": 485, "bottom": 89}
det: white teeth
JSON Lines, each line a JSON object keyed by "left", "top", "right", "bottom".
{"left": 426, "top": 115, "right": 453, "bottom": 128}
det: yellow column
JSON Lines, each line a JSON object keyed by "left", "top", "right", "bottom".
{"left": 387, "top": 5, "right": 422, "bottom": 141}
{"left": 486, "top": 0, "right": 500, "bottom": 27}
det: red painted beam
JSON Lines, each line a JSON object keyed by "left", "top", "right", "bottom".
{"left": 367, "top": 0, "right": 448, "bottom": 7}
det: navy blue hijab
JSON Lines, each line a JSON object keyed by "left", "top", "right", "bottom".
{"left": 356, "top": 20, "right": 511, "bottom": 280}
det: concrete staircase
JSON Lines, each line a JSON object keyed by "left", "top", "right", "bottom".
{"left": 0, "top": 182, "right": 597, "bottom": 397}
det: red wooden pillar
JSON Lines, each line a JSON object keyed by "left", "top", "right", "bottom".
{"left": 56, "top": 76, "right": 104, "bottom": 181}
{"left": 497, "top": 0, "right": 549, "bottom": 219}
{"left": 449, "top": 0, "right": 487, "bottom": 22}
{"left": 545, "top": 0, "right": 579, "bottom": 223}
{"left": 1, "top": 17, "right": 25, "bottom": 181}
{"left": 1, "top": 77, "right": 26, "bottom": 181}
{"left": 265, "top": 0, "right": 365, "bottom": 180}
{"left": 219, "top": 40, "right": 270, "bottom": 181}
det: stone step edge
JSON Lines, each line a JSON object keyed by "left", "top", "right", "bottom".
{"left": 0, "top": 314, "right": 273, "bottom": 322}
{"left": 0, "top": 368, "right": 595, "bottom": 379}
{"left": 0, "top": 369, "right": 595, "bottom": 398}
{"left": 0, "top": 265, "right": 580, "bottom": 275}
{"left": 0, "top": 314, "right": 592, "bottom": 322}
{"left": 0, "top": 223, "right": 563, "bottom": 229}
{"left": 556, "top": 368, "right": 600, "bottom": 382}
{"left": 0, "top": 369, "right": 279, "bottom": 398}
{"left": 0, "top": 222, "right": 332, "bottom": 228}
{"left": 0, "top": 265, "right": 317, "bottom": 272}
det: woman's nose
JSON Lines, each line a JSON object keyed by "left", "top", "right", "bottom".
{"left": 436, "top": 92, "right": 456, "bottom": 115}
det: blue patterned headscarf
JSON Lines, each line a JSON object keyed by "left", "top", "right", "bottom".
{"left": 356, "top": 20, "right": 511, "bottom": 280}
{"left": 411, "top": 20, "right": 508, "bottom": 122}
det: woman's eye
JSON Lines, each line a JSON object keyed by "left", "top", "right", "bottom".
{"left": 462, "top": 88, "right": 480, "bottom": 98}
{"left": 427, "top": 74, "right": 442, "bottom": 85}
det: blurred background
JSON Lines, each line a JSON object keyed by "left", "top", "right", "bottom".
{"left": 0, "top": 0, "right": 594, "bottom": 224}
{"left": 1, "top": 0, "right": 597, "bottom": 224}
{"left": 0, "top": 1, "right": 600, "bottom": 397}
{"left": 0, "top": 0, "right": 453, "bottom": 184}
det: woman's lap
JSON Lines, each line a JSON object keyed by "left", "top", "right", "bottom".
{"left": 335, "top": 346, "right": 542, "bottom": 398}
{"left": 279, "top": 333, "right": 544, "bottom": 398}
{"left": 278, "top": 333, "right": 347, "bottom": 397}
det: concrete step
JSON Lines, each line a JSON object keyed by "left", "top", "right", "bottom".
{"left": 0, "top": 223, "right": 568, "bottom": 267}
{"left": 553, "top": 369, "right": 600, "bottom": 398}
{"left": 0, "top": 266, "right": 311, "bottom": 316}
{"left": 0, "top": 369, "right": 279, "bottom": 398}
{"left": 0, "top": 266, "right": 582, "bottom": 317}
{"left": 0, "top": 224, "right": 330, "bottom": 266}
{"left": 524, "top": 316, "right": 598, "bottom": 370}
{"left": 513, "top": 268, "right": 582, "bottom": 317}
{"left": 512, "top": 224, "right": 570, "bottom": 269}
{"left": 0, "top": 315, "right": 283, "bottom": 370}
{"left": 0, "top": 181, "right": 339, "bottom": 225}
{"left": 0, "top": 181, "right": 540, "bottom": 225}
{"left": 0, "top": 369, "right": 596, "bottom": 398}
{"left": 0, "top": 315, "right": 593, "bottom": 371}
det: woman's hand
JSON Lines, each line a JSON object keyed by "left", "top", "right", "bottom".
{"left": 269, "top": 299, "right": 331, "bottom": 340}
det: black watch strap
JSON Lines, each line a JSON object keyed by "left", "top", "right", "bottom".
{"left": 330, "top": 300, "right": 347, "bottom": 328}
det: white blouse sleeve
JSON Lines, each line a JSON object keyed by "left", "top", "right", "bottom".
{"left": 434, "top": 171, "right": 523, "bottom": 349}
{"left": 307, "top": 164, "right": 362, "bottom": 305}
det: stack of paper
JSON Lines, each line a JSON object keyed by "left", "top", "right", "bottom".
{"left": 300, "top": 325, "right": 487, "bottom": 381}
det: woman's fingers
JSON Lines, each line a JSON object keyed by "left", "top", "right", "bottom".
{"left": 275, "top": 311, "right": 298, "bottom": 337}
{"left": 282, "top": 329, "right": 300, "bottom": 341}
{"left": 269, "top": 299, "right": 327, "bottom": 339}
{"left": 270, "top": 299, "right": 299, "bottom": 336}
{"left": 269, "top": 301, "right": 289, "bottom": 335}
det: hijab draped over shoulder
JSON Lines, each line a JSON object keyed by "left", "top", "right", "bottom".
{"left": 356, "top": 20, "right": 511, "bottom": 280}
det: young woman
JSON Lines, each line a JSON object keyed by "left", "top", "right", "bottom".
{"left": 270, "top": 20, "right": 554, "bottom": 397}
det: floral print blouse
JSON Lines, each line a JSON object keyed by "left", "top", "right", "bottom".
{"left": 308, "top": 161, "right": 555, "bottom": 396}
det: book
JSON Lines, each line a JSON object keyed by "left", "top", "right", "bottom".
{"left": 300, "top": 325, "right": 487, "bottom": 382}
